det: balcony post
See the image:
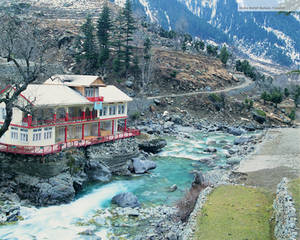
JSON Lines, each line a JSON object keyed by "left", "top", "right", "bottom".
{"left": 89, "top": 109, "right": 93, "bottom": 120}
{"left": 112, "top": 120, "right": 114, "bottom": 135}
{"left": 53, "top": 108, "right": 57, "bottom": 123}
{"left": 65, "top": 126, "right": 68, "bottom": 143}
{"left": 27, "top": 115, "right": 32, "bottom": 127}
{"left": 124, "top": 119, "right": 127, "bottom": 131}
{"left": 81, "top": 107, "right": 86, "bottom": 120}
{"left": 98, "top": 121, "right": 101, "bottom": 137}
{"left": 65, "top": 107, "right": 69, "bottom": 121}
{"left": 82, "top": 124, "right": 84, "bottom": 139}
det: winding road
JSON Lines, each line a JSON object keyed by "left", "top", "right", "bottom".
{"left": 147, "top": 74, "right": 253, "bottom": 100}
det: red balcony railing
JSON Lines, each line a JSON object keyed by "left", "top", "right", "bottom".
{"left": 22, "top": 115, "right": 98, "bottom": 127}
{"left": 0, "top": 128, "right": 140, "bottom": 156}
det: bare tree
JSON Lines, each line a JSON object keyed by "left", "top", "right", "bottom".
{"left": 0, "top": 14, "right": 55, "bottom": 138}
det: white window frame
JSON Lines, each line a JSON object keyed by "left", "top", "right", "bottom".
{"left": 11, "top": 127, "right": 18, "bottom": 140}
{"left": 33, "top": 128, "right": 42, "bottom": 141}
{"left": 44, "top": 127, "right": 52, "bottom": 140}
{"left": 20, "top": 128, "right": 28, "bottom": 142}
{"left": 103, "top": 106, "right": 107, "bottom": 116}
{"left": 85, "top": 87, "right": 94, "bottom": 97}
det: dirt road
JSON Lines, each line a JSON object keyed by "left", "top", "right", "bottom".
{"left": 147, "top": 74, "right": 253, "bottom": 100}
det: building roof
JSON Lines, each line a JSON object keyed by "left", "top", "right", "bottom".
{"left": 44, "top": 74, "right": 105, "bottom": 87}
{"left": 21, "top": 84, "right": 92, "bottom": 107}
{"left": 100, "top": 85, "right": 132, "bottom": 103}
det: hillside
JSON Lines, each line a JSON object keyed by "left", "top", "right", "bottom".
{"left": 0, "top": 0, "right": 239, "bottom": 98}
{"left": 116, "top": 0, "right": 300, "bottom": 69}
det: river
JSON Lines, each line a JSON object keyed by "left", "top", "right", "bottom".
{"left": 0, "top": 128, "right": 253, "bottom": 239}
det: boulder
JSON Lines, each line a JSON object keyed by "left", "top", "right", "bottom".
{"left": 138, "top": 139, "right": 167, "bottom": 153}
{"left": 253, "top": 112, "right": 266, "bottom": 124}
{"left": 85, "top": 160, "right": 112, "bottom": 182}
{"left": 172, "top": 115, "right": 183, "bottom": 125}
{"left": 227, "top": 127, "right": 245, "bottom": 136}
{"left": 234, "top": 137, "right": 250, "bottom": 145}
{"left": 168, "top": 184, "right": 177, "bottom": 192}
{"left": 132, "top": 156, "right": 156, "bottom": 174}
{"left": 192, "top": 171, "right": 206, "bottom": 186}
{"left": 111, "top": 192, "right": 140, "bottom": 208}
{"left": 204, "top": 147, "right": 217, "bottom": 153}
{"left": 125, "top": 80, "right": 134, "bottom": 88}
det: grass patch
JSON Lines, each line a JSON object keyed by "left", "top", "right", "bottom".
{"left": 194, "top": 185, "right": 274, "bottom": 240}
{"left": 288, "top": 178, "right": 300, "bottom": 232}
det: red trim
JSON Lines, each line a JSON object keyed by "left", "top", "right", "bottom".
{"left": 124, "top": 119, "right": 127, "bottom": 131}
{"left": 112, "top": 120, "right": 114, "bottom": 135}
{"left": 0, "top": 85, "right": 11, "bottom": 95}
{"left": 87, "top": 96, "right": 104, "bottom": 102}
{"left": 0, "top": 128, "right": 140, "bottom": 156}
{"left": 0, "top": 116, "right": 128, "bottom": 129}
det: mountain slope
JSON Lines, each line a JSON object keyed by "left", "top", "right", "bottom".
{"left": 114, "top": 0, "right": 300, "bottom": 68}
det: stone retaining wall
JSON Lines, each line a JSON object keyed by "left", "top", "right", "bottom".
{"left": 273, "top": 178, "right": 298, "bottom": 240}
{"left": 181, "top": 186, "right": 213, "bottom": 240}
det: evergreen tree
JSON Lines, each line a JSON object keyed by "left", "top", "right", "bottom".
{"left": 112, "top": 10, "right": 125, "bottom": 74}
{"left": 143, "top": 37, "right": 151, "bottom": 59}
{"left": 284, "top": 87, "right": 290, "bottom": 97}
{"left": 97, "top": 4, "right": 112, "bottom": 66}
{"left": 219, "top": 45, "right": 230, "bottom": 65}
{"left": 121, "top": 0, "right": 136, "bottom": 72}
{"left": 80, "top": 16, "right": 98, "bottom": 70}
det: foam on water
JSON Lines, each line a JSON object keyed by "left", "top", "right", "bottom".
{"left": 0, "top": 181, "right": 131, "bottom": 239}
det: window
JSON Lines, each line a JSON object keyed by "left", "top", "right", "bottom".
{"left": 109, "top": 106, "right": 112, "bottom": 115}
{"left": 20, "top": 129, "right": 28, "bottom": 142}
{"left": 118, "top": 105, "right": 121, "bottom": 114}
{"left": 33, "top": 128, "right": 42, "bottom": 141}
{"left": 0, "top": 108, "right": 6, "bottom": 120}
{"left": 85, "top": 87, "right": 94, "bottom": 97}
{"left": 112, "top": 106, "right": 116, "bottom": 115}
{"left": 11, "top": 127, "right": 18, "bottom": 140}
{"left": 121, "top": 105, "right": 125, "bottom": 114}
{"left": 44, "top": 127, "right": 52, "bottom": 140}
{"left": 99, "top": 109, "right": 103, "bottom": 117}
{"left": 103, "top": 106, "right": 107, "bottom": 116}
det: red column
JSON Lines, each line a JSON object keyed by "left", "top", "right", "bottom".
{"left": 82, "top": 124, "right": 84, "bottom": 139}
{"left": 65, "top": 112, "right": 69, "bottom": 121}
{"left": 112, "top": 120, "right": 114, "bottom": 135}
{"left": 98, "top": 121, "right": 101, "bottom": 137}
{"left": 64, "top": 126, "right": 68, "bottom": 143}
{"left": 124, "top": 119, "right": 127, "bottom": 131}
{"left": 89, "top": 110, "right": 93, "bottom": 120}
{"left": 53, "top": 114, "right": 57, "bottom": 123}
{"left": 28, "top": 115, "right": 32, "bottom": 127}
{"left": 82, "top": 111, "right": 86, "bottom": 120}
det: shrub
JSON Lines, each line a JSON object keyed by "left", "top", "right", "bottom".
{"left": 255, "top": 109, "right": 266, "bottom": 118}
{"left": 176, "top": 184, "right": 206, "bottom": 222}
{"left": 170, "top": 70, "right": 177, "bottom": 78}
{"left": 131, "top": 111, "right": 140, "bottom": 120}
{"left": 289, "top": 109, "right": 296, "bottom": 120}
{"left": 208, "top": 93, "right": 222, "bottom": 103}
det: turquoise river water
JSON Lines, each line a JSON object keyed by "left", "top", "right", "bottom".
{"left": 0, "top": 128, "right": 251, "bottom": 239}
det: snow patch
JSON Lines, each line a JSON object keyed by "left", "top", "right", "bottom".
{"left": 164, "top": 11, "right": 172, "bottom": 31}
{"left": 263, "top": 25, "right": 300, "bottom": 63}
{"left": 138, "top": 0, "right": 157, "bottom": 22}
